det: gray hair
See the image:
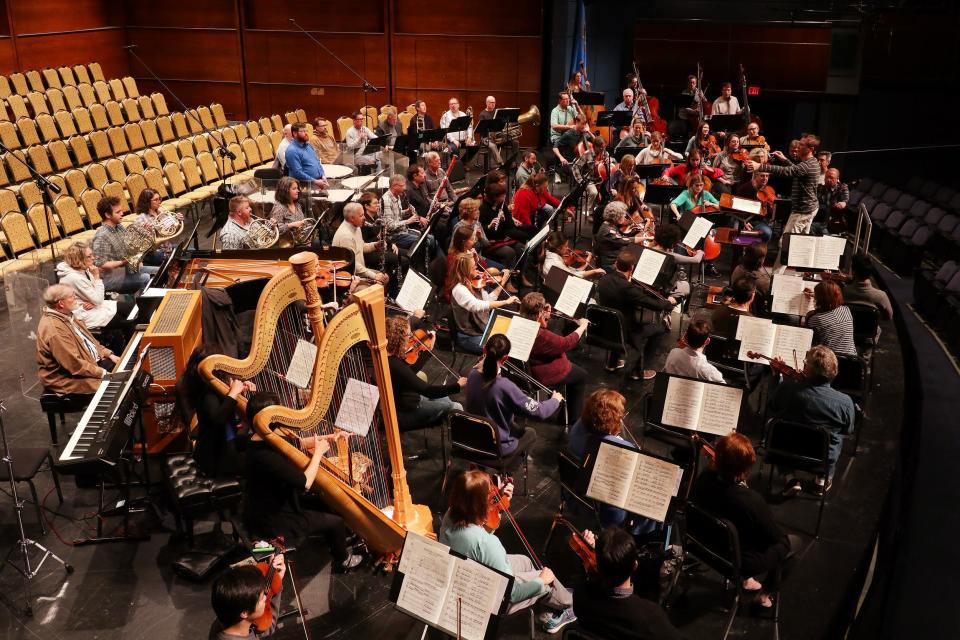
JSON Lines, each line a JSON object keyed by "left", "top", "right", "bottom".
{"left": 622, "top": 88, "right": 634, "bottom": 98}
{"left": 805, "top": 345, "right": 838, "bottom": 381}
{"left": 44, "top": 283, "right": 75, "bottom": 307}
{"left": 603, "top": 200, "right": 629, "bottom": 223}
{"left": 389, "top": 174, "right": 406, "bottom": 188}
{"left": 423, "top": 151, "right": 440, "bottom": 163}
{"left": 343, "top": 202, "right": 363, "bottom": 219}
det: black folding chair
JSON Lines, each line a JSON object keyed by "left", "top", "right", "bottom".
{"left": 762, "top": 419, "right": 831, "bottom": 538}
{"left": 542, "top": 450, "right": 602, "bottom": 557}
{"left": 833, "top": 354, "right": 869, "bottom": 456}
{"left": 440, "top": 410, "right": 530, "bottom": 498}
{"left": 584, "top": 304, "right": 631, "bottom": 382}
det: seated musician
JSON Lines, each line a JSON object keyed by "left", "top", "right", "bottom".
{"left": 712, "top": 134, "right": 745, "bottom": 196}
{"left": 331, "top": 202, "right": 390, "bottom": 287}
{"left": 514, "top": 173, "right": 560, "bottom": 230}
{"left": 669, "top": 174, "right": 720, "bottom": 222}
{"left": 243, "top": 392, "right": 364, "bottom": 571}
{"left": 451, "top": 195, "right": 517, "bottom": 270}
{"left": 91, "top": 196, "right": 152, "bottom": 294}
{"left": 374, "top": 111, "right": 403, "bottom": 150}
{"left": 843, "top": 253, "right": 893, "bottom": 320}
{"left": 449, "top": 254, "right": 518, "bottom": 354}
{"left": 209, "top": 554, "right": 286, "bottom": 640}
{"left": 574, "top": 526, "right": 684, "bottom": 640}
{"left": 540, "top": 231, "right": 605, "bottom": 280}
{"left": 741, "top": 121, "right": 770, "bottom": 152}
{"left": 636, "top": 132, "right": 683, "bottom": 166}
{"left": 357, "top": 192, "right": 401, "bottom": 277}
{"left": 515, "top": 150, "right": 540, "bottom": 189}
{"left": 480, "top": 181, "right": 530, "bottom": 247}
{"left": 710, "top": 278, "right": 755, "bottom": 338}
{"left": 647, "top": 224, "right": 703, "bottom": 297}
{"left": 615, "top": 176, "right": 650, "bottom": 223}
{"left": 575, "top": 137, "right": 606, "bottom": 219}
{"left": 344, "top": 112, "right": 378, "bottom": 172}
{"left": 445, "top": 225, "right": 490, "bottom": 301}
{"left": 803, "top": 280, "right": 857, "bottom": 356}
{"left": 285, "top": 123, "right": 329, "bottom": 190}
{"left": 404, "top": 164, "right": 432, "bottom": 217}
{"left": 816, "top": 151, "right": 831, "bottom": 185}
{"left": 36, "top": 283, "right": 118, "bottom": 397}
{"left": 268, "top": 177, "right": 309, "bottom": 237}
{"left": 730, "top": 243, "right": 772, "bottom": 297}
{"left": 768, "top": 346, "right": 856, "bottom": 496}
{"left": 380, "top": 174, "right": 435, "bottom": 255}
{"left": 710, "top": 82, "right": 742, "bottom": 115}
{"left": 594, "top": 201, "right": 645, "bottom": 272}
{"left": 694, "top": 433, "right": 797, "bottom": 609}
{"left": 684, "top": 122, "right": 720, "bottom": 161}
{"left": 616, "top": 118, "right": 651, "bottom": 151}
{"left": 57, "top": 242, "right": 135, "bottom": 337}
{"left": 662, "top": 149, "right": 722, "bottom": 189}
{"left": 663, "top": 319, "right": 725, "bottom": 383}
{"left": 549, "top": 91, "right": 579, "bottom": 146}
{"left": 273, "top": 124, "right": 293, "bottom": 172}
{"left": 607, "top": 153, "right": 637, "bottom": 195}
{"left": 385, "top": 315, "right": 465, "bottom": 431}
{"left": 815, "top": 168, "right": 850, "bottom": 234}
{"left": 439, "top": 470, "right": 575, "bottom": 633}
{"left": 134, "top": 188, "right": 183, "bottom": 265}
{"left": 733, "top": 168, "right": 775, "bottom": 243}
{"left": 613, "top": 88, "right": 639, "bottom": 116}
{"left": 518, "top": 292, "right": 590, "bottom": 421}
{"left": 475, "top": 96, "right": 504, "bottom": 167}
{"left": 424, "top": 151, "right": 457, "bottom": 210}
{"left": 309, "top": 118, "right": 340, "bottom": 164}
{"left": 219, "top": 195, "right": 254, "bottom": 250}
{"left": 438, "top": 97, "right": 472, "bottom": 156}
{"left": 552, "top": 115, "right": 593, "bottom": 176}
{"left": 597, "top": 250, "right": 677, "bottom": 379}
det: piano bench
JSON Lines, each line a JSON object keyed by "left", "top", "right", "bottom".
{"left": 0, "top": 448, "right": 64, "bottom": 535}
{"left": 40, "top": 390, "right": 92, "bottom": 446}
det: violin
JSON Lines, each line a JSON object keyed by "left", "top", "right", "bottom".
{"left": 252, "top": 540, "right": 286, "bottom": 634}
{"left": 403, "top": 328, "right": 436, "bottom": 365}
{"left": 315, "top": 269, "right": 353, "bottom": 288}
{"left": 485, "top": 475, "right": 512, "bottom": 531}
{"left": 697, "top": 134, "right": 720, "bottom": 158}
{"left": 803, "top": 270, "right": 852, "bottom": 284}
{"left": 755, "top": 186, "right": 776, "bottom": 215}
{"left": 746, "top": 351, "right": 805, "bottom": 381}
{"left": 729, "top": 148, "right": 749, "bottom": 163}
{"left": 562, "top": 248, "right": 592, "bottom": 269}
{"left": 553, "top": 517, "right": 597, "bottom": 574}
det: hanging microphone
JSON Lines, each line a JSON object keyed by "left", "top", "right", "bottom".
{"left": 123, "top": 44, "right": 137, "bottom": 50}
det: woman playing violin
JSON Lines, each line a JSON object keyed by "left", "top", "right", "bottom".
{"left": 449, "top": 254, "right": 518, "bottom": 354}
{"left": 637, "top": 131, "right": 683, "bottom": 166}
{"left": 541, "top": 231, "right": 605, "bottom": 280}
{"left": 669, "top": 173, "right": 720, "bottom": 221}
{"left": 711, "top": 134, "right": 746, "bottom": 196}
{"left": 445, "top": 224, "right": 491, "bottom": 301}
{"left": 662, "top": 149, "right": 723, "bottom": 188}
{"left": 733, "top": 169, "right": 775, "bottom": 242}
{"left": 594, "top": 201, "right": 647, "bottom": 271}
{"left": 439, "top": 470, "right": 575, "bottom": 627}
{"left": 684, "top": 122, "right": 720, "bottom": 161}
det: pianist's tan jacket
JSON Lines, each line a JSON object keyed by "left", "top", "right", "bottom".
{"left": 36, "top": 307, "right": 112, "bottom": 395}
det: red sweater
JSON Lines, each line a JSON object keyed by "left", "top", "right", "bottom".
{"left": 663, "top": 164, "right": 723, "bottom": 184}
{"left": 528, "top": 327, "right": 581, "bottom": 385}
{"left": 513, "top": 189, "right": 561, "bottom": 226}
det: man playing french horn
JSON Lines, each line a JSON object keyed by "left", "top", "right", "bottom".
{"left": 219, "top": 195, "right": 256, "bottom": 250}
{"left": 90, "top": 196, "right": 154, "bottom": 294}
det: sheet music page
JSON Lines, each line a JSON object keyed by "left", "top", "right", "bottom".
{"left": 815, "top": 235, "right": 847, "bottom": 270}
{"left": 526, "top": 221, "right": 552, "bottom": 251}
{"left": 333, "top": 378, "right": 380, "bottom": 437}
{"left": 585, "top": 441, "right": 638, "bottom": 509}
{"left": 504, "top": 315, "right": 540, "bottom": 362}
{"left": 771, "top": 274, "right": 815, "bottom": 316}
{"left": 395, "top": 269, "right": 432, "bottom": 312}
{"left": 437, "top": 558, "right": 509, "bottom": 640}
{"left": 660, "top": 376, "right": 705, "bottom": 431}
{"left": 396, "top": 533, "right": 456, "bottom": 625}
{"left": 731, "top": 196, "right": 763, "bottom": 215}
{"left": 554, "top": 274, "right": 593, "bottom": 318}
{"left": 632, "top": 249, "right": 667, "bottom": 286}
{"left": 623, "top": 454, "right": 683, "bottom": 522}
{"left": 771, "top": 325, "right": 814, "bottom": 366}
{"left": 697, "top": 384, "right": 743, "bottom": 436}
{"left": 736, "top": 317, "right": 776, "bottom": 361}
{"left": 285, "top": 339, "right": 317, "bottom": 389}
{"left": 787, "top": 235, "right": 817, "bottom": 268}
{"left": 682, "top": 216, "right": 713, "bottom": 249}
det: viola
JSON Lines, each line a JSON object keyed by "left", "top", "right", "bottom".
{"left": 252, "top": 540, "right": 286, "bottom": 634}
{"left": 691, "top": 434, "right": 717, "bottom": 464}
{"left": 746, "top": 351, "right": 805, "bottom": 381}
{"left": 698, "top": 134, "right": 720, "bottom": 158}
{"left": 567, "top": 531, "right": 597, "bottom": 575}
{"left": 403, "top": 328, "right": 436, "bottom": 365}
{"left": 315, "top": 269, "right": 352, "bottom": 288}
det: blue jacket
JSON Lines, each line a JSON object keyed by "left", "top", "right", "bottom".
{"left": 284, "top": 140, "right": 324, "bottom": 182}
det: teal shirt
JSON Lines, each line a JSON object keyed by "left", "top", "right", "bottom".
{"left": 550, "top": 105, "right": 577, "bottom": 144}
{"left": 671, "top": 189, "right": 719, "bottom": 214}
{"left": 439, "top": 513, "right": 545, "bottom": 603}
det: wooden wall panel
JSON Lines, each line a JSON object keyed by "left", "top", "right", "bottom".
{"left": 8, "top": 0, "right": 120, "bottom": 34}
{"left": 393, "top": 0, "right": 540, "bottom": 36}
{"left": 0, "top": 38, "right": 16, "bottom": 74}
{"left": 16, "top": 28, "right": 128, "bottom": 78}
{"left": 127, "top": 29, "right": 241, "bottom": 82}
{"left": 243, "top": 32, "right": 388, "bottom": 87}
{"left": 125, "top": 0, "right": 236, "bottom": 29}
{"left": 246, "top": 84, "right": 372, "bottom": 127}
{"left": 244, "top": 0, "right": 384, "bottom": 32}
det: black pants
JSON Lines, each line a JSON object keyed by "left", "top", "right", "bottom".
{"left": 605, "top": 321, "right": 671, "bottom": 374}
{"left": 501, "top": 427, "right": 537, "bottom": 471}
{"left": 742, "top": 533, "right": 802, "bottom": 592}
{"left": 484, "top": 243, "right": 520, "bottom": 270}
{"left": 556, "top": 364, "right": 588, "bottom": 425}
{"left": 250, "top": 502, "right": 350, "bottom": 563}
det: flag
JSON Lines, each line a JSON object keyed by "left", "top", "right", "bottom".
{"left": 569, "top": 0, "right": 587, "bottom": 85}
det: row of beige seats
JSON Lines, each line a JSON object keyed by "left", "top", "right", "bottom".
{"left": 2, "top": 77, "right": 147, "bottom": 123}
{"left": 0, "top": 62, "right": 107, "bottom": 100}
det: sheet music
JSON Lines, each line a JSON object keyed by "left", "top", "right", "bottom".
{"left": 586, "top": 441, "right": 638, "bottom": 508}
{"left": 285, "top": 339, "right": 317, "bottom": 389}
{"left": 396, "top": 533, "right": 457, "bottom": 625}
{"left": 504, "top": 316, "right": 540, "bottom": 362}
{"left": 437, "top": 559, "right": 509, "bottom": 640}
{"left": 771, "top": 274, "right": 815, "bottom": 316}
{"left": 554, "top": 274, "right": 593, "bottom": 318}
{"left": 736, "top": 316, "right": 776, "bottom": 361}
{"left": 525, "top": 221, "right": 552, "bottom": 251}
{"left": 697, "top": 384, "right": 743, "bottom": 436}
{"left": 395, "top": 269, "right": 432, "bottom": 312}
{"left": 816, "top": 235, "right": 847, "bottom": 270}
{"left": 334, "top": 378, "right": 380, "bottom": 437}
{"left": 771, "top": 325, "right": 813, "bottom": 366}
{"left": 682, "top": 216, "right": 713, "bottom": 249}
{"left": 786, "top": 235, "right": 818, "bottom": 268}
{"left": 632, "top": 249, "right": 667, "bottom": 286}
{"left": 731, "top": 196, "right": 762, "bottom": 215}
{"left": 660, "top": 377, "right": 704, "bottom": 431}
{"left": 623, "top": 454, "right": 682, "bottom": 522}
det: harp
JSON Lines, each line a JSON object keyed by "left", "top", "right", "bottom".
{"left": 199, "top": 251, "right": 433, "bottom": 560}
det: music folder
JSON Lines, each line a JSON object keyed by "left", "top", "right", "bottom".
{"left": 718, "top": 193, "right": 763, "bottom": 221}
{"left": 678, "top": 211, "right": 714, "bottom": 250}
{"left": 543, "top": 267, "right": 594, "bottom": 319}
{"left": 480, "top": 309, "right": 539, "bottom": 362}
{"left": 781, "top": 233, "right": 848, "bottom": 271}
{"left": 648, "top": 373, "right": 744, "bottom": 437}
{"left": 630, "top": 247, "right": 675, "bottom": 292}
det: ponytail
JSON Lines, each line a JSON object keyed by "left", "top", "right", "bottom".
{"left": 482, "top": 334, "right": 511, "bottom": 386}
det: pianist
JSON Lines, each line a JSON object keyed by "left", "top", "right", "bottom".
{"left": 37, "top": 283, "right": 119, "bottom": 396}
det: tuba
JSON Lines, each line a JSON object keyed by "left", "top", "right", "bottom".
{"left": 490, "top": 105, "right": 539, "bottom": 144}
{"left": 243, "top": 218, "right": 280, "bottom": 249}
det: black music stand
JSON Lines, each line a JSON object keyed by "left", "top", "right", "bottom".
{"left": 708, "top": 113, "right": 748, "bottom": 133}
{"left": 493, "top": 108, "right": 520, "bottom": 125}
{"left": 635, "top": 164, "right": 667, "bottom": 181}
{"left": 597, "top": 110, "right": 633, "bottom": 130}
{"left": 678, "top": 211, "right": 714, "bottom": 251}
{"left": 614, "top": 146, "right": 645, "bottom": 161}
{"left": 447, "top": 115, "right": 471, "bottom": 135}
{"left": 542, "top": 268, "right": 594, "bottom": 320}
{"left": 571, "top": 91, "right": 605, "bottom": 110}
{"left": 416, "top": 128, "right": 447, "bottom": 150}
{"left": 391, "top": 134, "right": 410, "bottom": 156}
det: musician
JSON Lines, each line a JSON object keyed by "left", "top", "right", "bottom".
{"left": 309, "top": 118, "right": 340, "bottom": 164}
{"left": 615, "top": 176, "right": 649, "bottom": 222}
{"left": 745, "top": 133, "right": 821, "bottom": 235}
{"left": 710, "top": 82, "right": 742, "bottom": 115}
{"left": 209, "top": 555, "right": 286, "bottom": 639}
{"left": 513, "top": 173, "right": 560, "bottom": 230}
{"left": 816, "top": 151, "right": 832, "bottom": 185}
{"left": 815, "top": 168, "right": 850, "bottom": 234}
{"left": 518, "top": 292, "right": 590, "bottom": 421}
{"left": 540, "top": 231, "right": 605, "bottom": 280}
{"left": 380, "top": 174, "right": 432, "bottom": 253}
{"left": 91, "top": 196, "right": 152, "bottom": 294}
{"left": 243, "top": 392, "right": 364, "bottom": 571}
{"left": 134, "top": 188, "right": 183, "bottom": 265}
{"left": 574, "top": 136, "right": 605, "bottom": 218}
{"left": 573, "top": 526, "right": 684, "bottom": 640}
{"left": 712, "top": 134, "right": 745, "bottom": 195}
{"left": 374, "top": 111, "right": 403, "bottom": 149}
{"left": 741, "top": 122, "right": 770, "bottom": 152}
{"left": 357, "top": 192, "right": 401, "bottom": 277}
{"left": 451, "top": 195, "right": 517, "bottom": 270}
{"left": 593, "top": 201, "right": 645, "bottom": 271}
{"left": 710, "top": 278, "right": 755, "bottom": 339}
{"left": 444, "top": 225, "right": 495, "bottom": 301}
{"left": 669, "top": 174, "right": 720, "bottom": 221}
{"left": 636, "top": 132, "right": 683, "bottom": 166}
{"left": 733, "top": 169, "right": 775, "bottom": 243}
{"left": 37, "top": 283, "right": 118, "bottom": 396}
{"left": 663, "top": 319, "right": 725, "bottom": 383}
{"left": 662, "top": 149, "right": 722, "bottom": 188}
{"left": 607, "top": 154, "right": 637, "bottom": 195}
{"left": 219, "top": 195, "right": 254, "bottom": 250}
{"left": 616, "top": 118, "right": 651, "bottom": 150}
{"left": 843, "top": 253, "right": 893, "bottom": 321}
{"left": 268, "top": 177, "right": 309, "bottom": 236}
{"left": 449, "top": 254, "right": 518, "bottom": 354}
{"left": 515, "top": 150, "right": 540, "bottom": 189}
{"left": 423, "top": 151, "right": 456, "bottom": 206}
{"left": 768, "top": 346, "right": 855, "bottom": 495}
{"left": 596, "top": 250, "right": 678, "bottom": 380}
{"left": 273, "top": 123, "right": 293, "bottom": 171}
{"left": 438, "top": 97, "right": 473, "bottom": 155}
{"left": 678, "top": 74, "right": 705, "bottom": 136}
{"left": 285, "top": 123, "right": 329, "bottom": 189}
{"left": 475, "top": 96, "right": 504, "bottom": 166}
{"left": 684, "top": 122, "right": 720, "bottom": 161}
{"left": 404, "top": 164, "right": 432, "bottom": 217}
{"left": 694, "top": 433, "right": 797, "bottom": 609}
{"left": 730, "top": 243, "right": 772, "bottom": 297}
{"left": 552, "top": 115, "right": 593, "bottom": 173}
{"left": 568, "top": 69, "right": 589, "bottom": 93}
{"left": 803, "top": 280, "right": 857, "bottom": 356}
{"left": 331, "top": 202, "right": 390, "bottom": 286}
{"left": 647, "top": 224, "right": 703, "bottom": 297}
{"left": 385, "top": 315, "right": 465, "bottom": 431}
{"left": 549, "top": 91, "right": 579, "bottom": 145}
{"left": 439, "top": 470, "right": 574, "bottom": 630}
{"left": 56, "top": 242, "right": 134, "bottom": 336}
{"left": 344, "top": 112, "right": 377, "bottom": 171}
{"left": 613, "top": 88, "right": 639, "bottom": 117}
{"left": 410, "top": 100, "right": 435, "bottom": 132}
{"left": 480, "top": 181, "right": 531, "bottom": 244}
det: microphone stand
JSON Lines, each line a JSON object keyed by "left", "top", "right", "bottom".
{"left": 0, "top": 142, "right": 61, "bottom": 263}
{"left": 123, "top": 45, "right": 237, "bottom": 199}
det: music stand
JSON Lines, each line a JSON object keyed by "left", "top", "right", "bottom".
{"left": 678, "top": 211, "right": 714, "bottom": 251}
{"left": 614, "top": 146, "right": 645, "bottom": 161}
{"left": 708, "top": 113, "right": 748, "bottom": 133}
{"left": 416, "top": 128, "right": 447, "bottom": 149}
{"left": 571, "top": 91, "right": 605, "bottom": 109}
{"left": 645, "top": 183, "right": 684, "bottom": 206}
{"left": 635, "top": 164, "right": 667, "bottom": 180}
{"left": 597, "top": 110, "right": 633, "bottom": 129}
{"left": 447, "top": 115, "right": 471, "bottom": 135}
{"left": 493, "top": 108, "right": 520, "bottom": 124}
{"left": 542, "top": 268, "right": 594, "bottom": 320}
{"left": 407, "top": 208, "right": 444, "bottom": 266}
